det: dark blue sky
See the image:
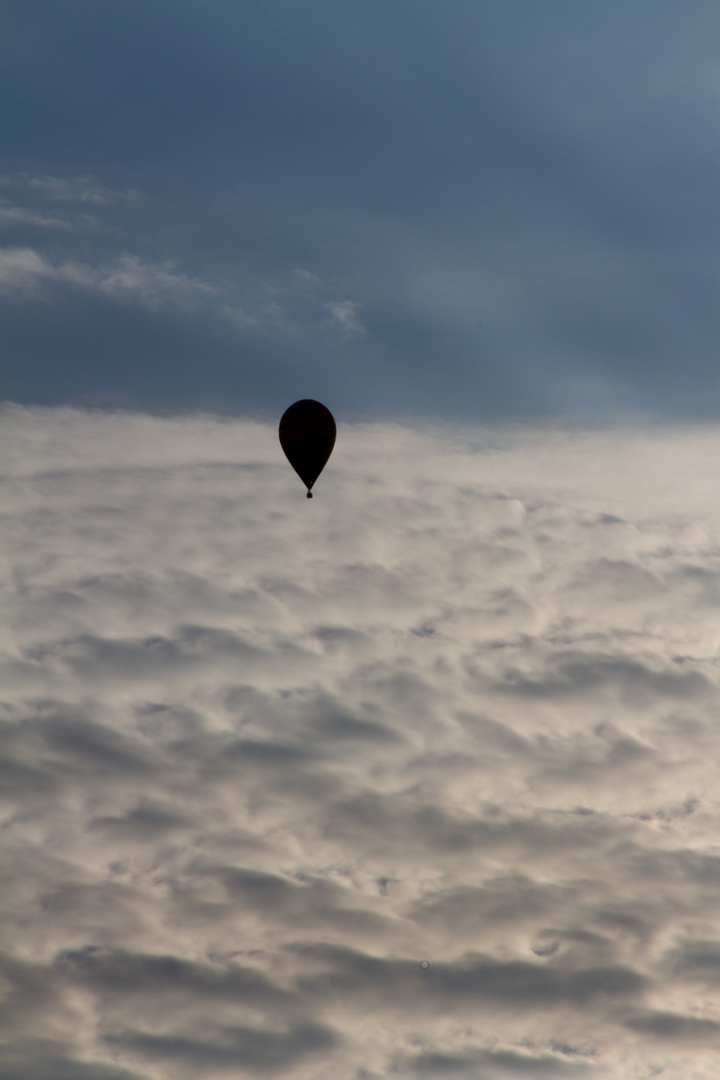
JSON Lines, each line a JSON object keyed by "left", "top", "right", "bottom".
{"left": 2, "top": 0, "right": 718, "bottom": 421}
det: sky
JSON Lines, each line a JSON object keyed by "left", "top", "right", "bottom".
{"left": 1, "top": 0, "right": 718, "bottom": 422}
{"left": 3, "top": 4, "right": 720, "bottom": 1079}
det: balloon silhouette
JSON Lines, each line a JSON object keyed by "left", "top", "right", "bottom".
{"left": 279, "top": 400, "right": 336, "bottom": 498}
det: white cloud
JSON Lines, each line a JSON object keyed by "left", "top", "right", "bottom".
{"left": 0, "top": 204, "right": 72, "bottom": 229}
{"left": 3, "top": 407, "right": 720, "bottom": 1077}
{"left": 326, "top": 299, "right": 364, "bottom": 333}
{"left": 97, "top": 255, "right": 216, "bottom": 307}
{"left": 0, "top": 248, "right": 215, "bottom": 308}
{"left": 25, "top": 174, "right": 142, "bottom": 206}
{"left": 220, "top": 303, "right": 259, "bottom": 328}
{"left": 293, "top": 268, "right": 320, "bottom": 286}
{"left": 0, "top": 246, "right": 57, "bottom": 294}
{"left": 0, "top": 243, "right": 318, "bottom": 333}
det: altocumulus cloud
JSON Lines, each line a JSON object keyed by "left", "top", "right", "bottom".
{"left": 4, "top": 407, "right": 720, "bottom": 1078}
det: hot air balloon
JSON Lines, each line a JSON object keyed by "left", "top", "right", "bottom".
{"left": 279, "top": 399, "right": 336, "bottom": 498}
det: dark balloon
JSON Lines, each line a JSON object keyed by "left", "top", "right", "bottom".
{"left": 279, "top": 400, "right": 336, "bottom": 498}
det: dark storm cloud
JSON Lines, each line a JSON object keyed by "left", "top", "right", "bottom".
{"left": 107, "top": 1021, "right": 339, "bottom": 1074}
{"left": 57, "top": 946, "right": 291, "bottom": 1006}
{"left": 30, "top": 711, "right": 154, "bottom": 774}
{"left": 291, "top": 943, "right": 645, "bottom": 1009}
{"left": 89, "top": 801, "right": 193, "bottom": 839}
{"left": 36, "top": 626, "right": 267, "bottom": 681}
{"left": 0, "top": 1047, "right": 145, "bottom": 1080}
{"left": 322, "top": 793, "right": 617, "bottom": 860}
{"left": 667, "top": 940, "right": 720, "bottom": 983}
{"left": 2, "top": 2, "right": 718, "bottom": 420}
{"left": 405, "top": 1045, "right": 593, "bottom": 1077}
{"left": 409, "top": 877, "right": 572, "bottom": 936}
{"left": 493, "top": 652, "right": 711, "bottom": 704}
{"left": 625, "top": 1011, "right": 720, "bottom": 1040}
{"left": 194, "top": 865, "right": 395, "bottom": 937}
{"left": 0, "top": 720, "right": 59, "bottom": 797}
{"left": 0, "top": 954, "right": 67, "bottom": 1035}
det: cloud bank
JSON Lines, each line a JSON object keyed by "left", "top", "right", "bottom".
{"left": 3, "top": 407, "right": 720, "bottom": 1078}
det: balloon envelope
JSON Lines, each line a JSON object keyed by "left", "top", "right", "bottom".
{"left": 279, "top": 400, "right": 336, "bottom": 496}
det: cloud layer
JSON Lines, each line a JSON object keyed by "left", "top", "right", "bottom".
{"left": 3, "top": 408, "right": 720, "bottom": 1077}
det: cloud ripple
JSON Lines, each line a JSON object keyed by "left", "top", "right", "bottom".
{"left": 3, "top": 407, "right": 720, "bottom": 1077}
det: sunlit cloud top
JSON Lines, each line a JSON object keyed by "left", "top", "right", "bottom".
{"left": 4, "top": 406, "right": 720, "bottom": 1077}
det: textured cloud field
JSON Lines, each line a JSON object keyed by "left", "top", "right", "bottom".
{"left": 4, "top": 407, "right": 720, "bottom": 1079}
